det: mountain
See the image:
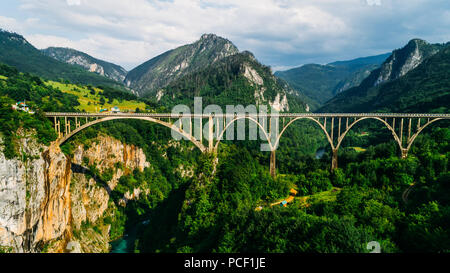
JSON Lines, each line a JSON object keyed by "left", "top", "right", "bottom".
{"left": 319, "top": 40, "right": 450, "bottom": 113}
{"left": 42, "top": 47, "right": 127, "bottom": 82}
{"left": 274, "top": 53, "right": 390, "bottom": 109}
{"left": 0, "top": 30, "right": 124, "bottom": 88}
{"left": 152, "top": 51, "right": 306, "bottom": 112}
{"left": 366, "top": 39, "right": 444, "bottom": 88}
{"left": 125, "top": 34, "right": 239, "bottom": 96}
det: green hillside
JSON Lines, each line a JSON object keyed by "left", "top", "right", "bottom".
{"left": 46, "top": 81, "right": 147, "bottom": 113}
{"left": 0, "top": 30, "right": 125, "bottom": 88}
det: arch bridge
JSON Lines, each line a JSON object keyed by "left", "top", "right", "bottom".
{"left": 45, "top": 112, "right": 450, "bottom": 178}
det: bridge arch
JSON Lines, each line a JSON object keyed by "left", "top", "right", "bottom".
{"left": 273, "top": 116, "right": 414, "bottom": 170}
{"left": 335, "top": 117, "right": 402, "bottom": 151}
{"left": 56, "top": 116, "right": 207, "bottom": 153}
{"left": 214, "top": 116, "right": 274, "bottom": 151}
{"left": 405, "top": 118, "right": 444, "bottom": 151}
{"left": 273, "top": 116, "right": 334, "bottom": 151}
{"left": 334, "top": 117, "right": 445, "bottom": 158}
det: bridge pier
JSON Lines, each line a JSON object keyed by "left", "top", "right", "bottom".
{"left": 208, "top": 115, "right": 214, "bottom": 151}
{"left": 401, "top": 148, "right": 409, "bottom": 159}
{"left": 270, "top": 150, "right": 276, "bottom": 179}
{"left": 331, "top": 148, "right": 338, "bottom": 171}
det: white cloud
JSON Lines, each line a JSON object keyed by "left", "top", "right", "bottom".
{"left": 0, "top": 15, "right": 22, "bottom": 33}
{"left": 26, "top": 33, "right": 160, "bottom": 69}
{"left": 366, "top": 0, "right": 381, "bottom": 6}
{"left": 66, "top": 0, "right": 81, "bottom": 6}
{"left": 5, "top": 0, "right": 450, "bottom": 70}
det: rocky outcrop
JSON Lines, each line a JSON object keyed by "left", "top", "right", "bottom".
{"left": 41, "top": 47, "right": 127, "bottom": 82}
{"left": 0, "top": 133, "right": 71, "bottom": 252}
{"left": 269, "top": 93, "right": 289, "bottom": 112}
{"left": 0, "top": 133, "right": 150, "bottom": 253}
{"left": 373, "top": 39, "right": 442, "bottom": 87}
{"left": 70, "top": 136, "right": 149, "bottom": 230}
{"left": 68, "top": 135, "right": 150, "bottom": 253}
{"left": 72, "top": 135, "right": 149, "bottom": 189}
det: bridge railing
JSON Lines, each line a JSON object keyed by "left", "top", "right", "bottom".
{"left": 44, "top": 112, "right": 450, "bottom": 119}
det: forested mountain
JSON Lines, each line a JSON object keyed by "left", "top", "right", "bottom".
{"left": 152, "top": 51, "right": 306, "bottom": 112}
{"left": 0, "top": 30, "right": 124, "bottom": 88}
{"left": 42, "top": 47, "right": 127, "bottom": 82}
{"left": 125, "top": 34, "right": 239, "bottom": 96}
{"left": 319, "top": 40, "right": 450, "bottom": 113}
{"left": 275, "top": 53, "right": 390, "bottom": 109}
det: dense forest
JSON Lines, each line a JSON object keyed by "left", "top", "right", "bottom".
{"left": 132, "top": 123, "right": 449, "bottom": 253}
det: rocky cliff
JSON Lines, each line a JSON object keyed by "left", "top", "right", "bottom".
{"left": 0, "top": 132, "right": 150, "bottom": 253}
{"left": 372, "top": 39, "right": 443, "bottom": 87}
{"left": 42, "top": 47, "right": 128, "bottom": 83}
{"left": 0, "top": 130, "right": 71, "bottom": 252}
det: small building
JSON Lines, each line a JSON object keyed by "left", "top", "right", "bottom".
{"left": 99, "top": 108, "right": 109, "bottom": 113}
{"left": 280, "top": 200, "right": 288, "bottom": 207}
{"left": 12, "top": 101, "right": 34, "bottom": 114}
{"left": 111, "top": 106, "right": 121, "bottom": 113}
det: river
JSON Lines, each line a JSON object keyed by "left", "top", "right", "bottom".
{"left": 110, "top": 220, "right": 149, "bottom": 253}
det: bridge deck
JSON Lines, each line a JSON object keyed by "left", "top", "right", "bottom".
{"left": 44, "top": 112, "right": 450, "bottom": 119}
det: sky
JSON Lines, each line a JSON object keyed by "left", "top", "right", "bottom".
{"left": 0, "top": 0, "right": 449, "bottom": 71}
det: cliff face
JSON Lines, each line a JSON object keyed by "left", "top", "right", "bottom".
{"left": 0, "top": 133, "right": 149, "bottom": 253}
{"left": 373, "top": 39, "right": 442, "bottom": 87}
{"left": 0, "top": 133, "right": 71, "bottom": 252}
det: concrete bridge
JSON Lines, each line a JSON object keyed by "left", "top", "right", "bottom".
{"left": 45, "top": 112, "right": 450, "bottom": 178}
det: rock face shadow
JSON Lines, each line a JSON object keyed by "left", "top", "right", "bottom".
{"left": 71, "top": 163, "right": 113, "bottom": 196}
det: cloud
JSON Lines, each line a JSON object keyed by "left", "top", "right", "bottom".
{"left": 4, "top": 0, "right": 450, "bottom": 70}
{"left": 366, "top": 0, "right": 381, "bottom": 6}
{"left": 0, "top": 15, "right": 22, "bottom": 33}
{"left": 66, "top": 0, "right": 81, "bottom": 6}
{"left": 26, "top": 33, "right": 159, "bottom": 69}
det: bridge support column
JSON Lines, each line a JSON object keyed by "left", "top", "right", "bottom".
{"left": 208, "top": 115, "right": 213, "bottom": 152}
{"left": 401, "top": 148, "right": 409, "bottom": 159}
{"left": 331, "top": 148, "right": 338, "bottom": 171}
{"left": 270, "top": 150, "right": 276, "bottom": 179}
